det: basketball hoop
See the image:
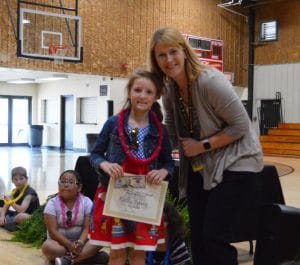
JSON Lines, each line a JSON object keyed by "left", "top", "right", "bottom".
{"left": 48, "top": 44, "right": 68, "bottom": 64}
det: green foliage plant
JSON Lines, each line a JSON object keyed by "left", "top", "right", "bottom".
{"left": 165, "top": 191, "right": 191, "bottom": 254}
{"left": 11, "top": 204, "right": 46, "bottom": 248}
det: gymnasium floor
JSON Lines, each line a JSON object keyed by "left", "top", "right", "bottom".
{"left": 0, "top": 146, "right": 299, "bottom": 265}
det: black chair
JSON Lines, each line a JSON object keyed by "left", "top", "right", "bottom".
{"left": 228, "top": 165, "right": 285, "bottom": 254}
{"left": 74, "top": 155, "right": 99, "bottom": 200}
{"left": 168, "top": 164, "right": 285, "bottom": 254}
{"left": 254, "top": 203, "right": 300, "bottom": 265}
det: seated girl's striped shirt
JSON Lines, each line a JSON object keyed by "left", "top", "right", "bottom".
{"left": 147, "top": 238, "right": 191, "bottom": 265}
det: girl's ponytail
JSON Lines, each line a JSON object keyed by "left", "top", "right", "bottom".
{"left": 151, "top": 101, "right": 163, "bottom": 122}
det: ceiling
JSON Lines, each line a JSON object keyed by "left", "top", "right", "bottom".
{"left": 0, "top": 67, "right": 93, "bottom": 84}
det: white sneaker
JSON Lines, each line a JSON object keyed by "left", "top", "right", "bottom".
{"left": 55, "top": 256, "right": 72, "bottom": 265}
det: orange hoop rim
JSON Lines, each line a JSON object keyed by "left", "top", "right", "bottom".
{"left": 48, "top": 44, "right": 68, "bottom": 55}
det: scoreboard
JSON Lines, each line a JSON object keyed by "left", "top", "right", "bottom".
{"left": 184, "top": 34, "right": 224, "bottom": 72}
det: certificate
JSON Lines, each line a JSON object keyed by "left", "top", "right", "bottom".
{"left": 103, "top": 174, "right": 168, "bottom": 225}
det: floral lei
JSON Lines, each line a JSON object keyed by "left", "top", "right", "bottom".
{"left": 118, "top": 109, "right": 163, "bottom": 165}
{"left": 59, "top": 193, "right": 81, "bottom": 228}
{"left": 4, "top": 183, "right": 29, "bottom": 206}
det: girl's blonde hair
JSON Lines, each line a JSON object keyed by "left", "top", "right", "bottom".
{"left": 148, "top": 27, "right": 208, "bottom": 85}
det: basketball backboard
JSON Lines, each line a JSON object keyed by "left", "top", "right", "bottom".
{"left": 18, "top": 8, "right": 82, "bottom": 62}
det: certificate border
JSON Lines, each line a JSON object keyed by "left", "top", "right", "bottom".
{"left": 103, "top": 178, "right": 168, "bottom": 225}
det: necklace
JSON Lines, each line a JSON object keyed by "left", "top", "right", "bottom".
{"left": 118, "top": 109, "right": 163, "bottom": 165}
{"left": 59, "top": 194, "right": 81, "bottom": 228}
{"left": 175, "top": 84, "right": 194, "bottom": 136}
{"left": 4, "top": 183, "right": 29, "bottom": 206}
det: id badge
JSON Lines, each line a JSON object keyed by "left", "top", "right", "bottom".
{"left": 191, "top": 156, "right": 204, "bottom": 172}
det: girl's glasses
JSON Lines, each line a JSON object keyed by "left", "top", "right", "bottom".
{"left": 58, "top": 180, "right": 79, "bottom": 186}
{"left": 66, "top": 210, "right": 72, "bottom": 226}
{"left": 130, "top": 128, "right": 139, "bottom": 150}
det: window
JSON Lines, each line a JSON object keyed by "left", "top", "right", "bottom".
{"left": 99, "top": 85, "right": 108, "bottom": 96}
{"left": 260, "top": 20, "right": 278, "bottom": 41}
{"left": 41, "top": 99, "right": 58, "bottom": 124}
{"left": 79, "top": 97, "right": 97, "bottom": 124}
{"left": 41, "top": 100, "right": 46, "bottom": 123}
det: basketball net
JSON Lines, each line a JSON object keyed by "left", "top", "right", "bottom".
{"left": 48, "top": 44, "right": 68, "bottom": 64}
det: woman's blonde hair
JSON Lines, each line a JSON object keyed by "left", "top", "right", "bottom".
{"left": 148, "top": 27, "right": 208, "bottom": 85}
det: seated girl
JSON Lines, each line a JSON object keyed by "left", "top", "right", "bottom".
{"left": 42, "top": 170, "right": 107, "bottom": 265}
{"left": 146, "top": 201, "right": 191, "bottom": 265}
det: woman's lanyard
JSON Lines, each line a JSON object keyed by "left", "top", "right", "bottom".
{"left": 147, "top": 248, "right": 170, "bottom": 265}
{"left": 175, "top": 85, "right": 194, "bottom": 137}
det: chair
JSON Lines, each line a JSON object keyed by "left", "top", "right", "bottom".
{"left": 168, "top": 164, "right": 285, "bottom": 254}
{"left": 228, "top": 165, "right": 285, "bottom": 254}
{"left": 74, "top": 155, "right": 99, "bottom": 200}
{"left": 254, "top": 203, "right": 300, "bottom": 265}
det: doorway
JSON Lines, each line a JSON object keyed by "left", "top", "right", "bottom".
{"left": 60, "top": 95, "right": 74, "bottom": 150}
{"left": 0, "top": 96, "right": 32, "bottom": 146}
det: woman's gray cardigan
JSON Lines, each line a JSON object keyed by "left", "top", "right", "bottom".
{"left": 162, "top": 67, "right": 264, "bottom": 198}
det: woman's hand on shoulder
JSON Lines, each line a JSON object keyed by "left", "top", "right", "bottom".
{"left": 100, "top": 161, "right": 123, "bottom": 180}
{"left": 146, "top": 168, "right": 168, "bottom": 185}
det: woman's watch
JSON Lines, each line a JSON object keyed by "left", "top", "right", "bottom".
{"left": 202, "top": 139, "right": 212, "bottom": 152}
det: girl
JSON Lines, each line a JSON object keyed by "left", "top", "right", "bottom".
{"left": 89, "top": 69, "right": 174, "bottom": 265}
{"left": 42, "top": 170, "right": 102, "bottom": 265}
{"left": 146, "top": 201, "right": 191, "bottom": 265}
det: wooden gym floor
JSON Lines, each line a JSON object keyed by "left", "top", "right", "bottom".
{"left": 0, "top": 147, "right": 299, "bottom": 265}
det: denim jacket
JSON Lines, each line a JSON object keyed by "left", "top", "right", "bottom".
{"left": 90, "top": 110, "right": 174, "bottom": 187}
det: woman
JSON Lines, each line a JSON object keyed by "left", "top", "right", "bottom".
{"left": 89, "top": 69, "right": 174, "bottom": 265}
{"left": 148, "top": 27, "right": 264, "bottom": 265}
{"left": 42, "top": 170, "right": 102, "bottom": 265}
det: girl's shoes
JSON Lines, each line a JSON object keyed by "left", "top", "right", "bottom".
{"left": 55, "top": 255, "right": 73, "bottom": 265}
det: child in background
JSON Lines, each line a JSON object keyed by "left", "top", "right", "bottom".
{"left": 42, "top": 170, "right": 106, "bottom": 265}
{"left": 0, "top": 166, "right": 40, "bottom": 231}
{"left": 146, "top": 201, "right": 191, "bottom": 265}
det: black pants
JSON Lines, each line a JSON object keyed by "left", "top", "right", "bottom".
{"left": 187, "top": 166, "right": 261, "bottom": 265}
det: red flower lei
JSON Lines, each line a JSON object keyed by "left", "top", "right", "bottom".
{"left": 118, "top": 109, "right": 163, "bottom": 165}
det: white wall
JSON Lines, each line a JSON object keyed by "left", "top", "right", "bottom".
{"left": 110, "top": 77, "right": 129, "bottom": 113}
{"left": 37, "top": 74, "right": 129, "bottom": 150}
{"left": 253, "top": 63, "right": 300, "bottom": 126}
{"left": 233, "top": 86, "right": 248, "bottom": 100}
{"left": 1, "top": 73, "right": 130, "bottom": 150}
{"left": 4, "top": 63, "right": 298, "bottom": 150}
{"left": 0, "top": 76, "right": 252, "bottom": 150}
